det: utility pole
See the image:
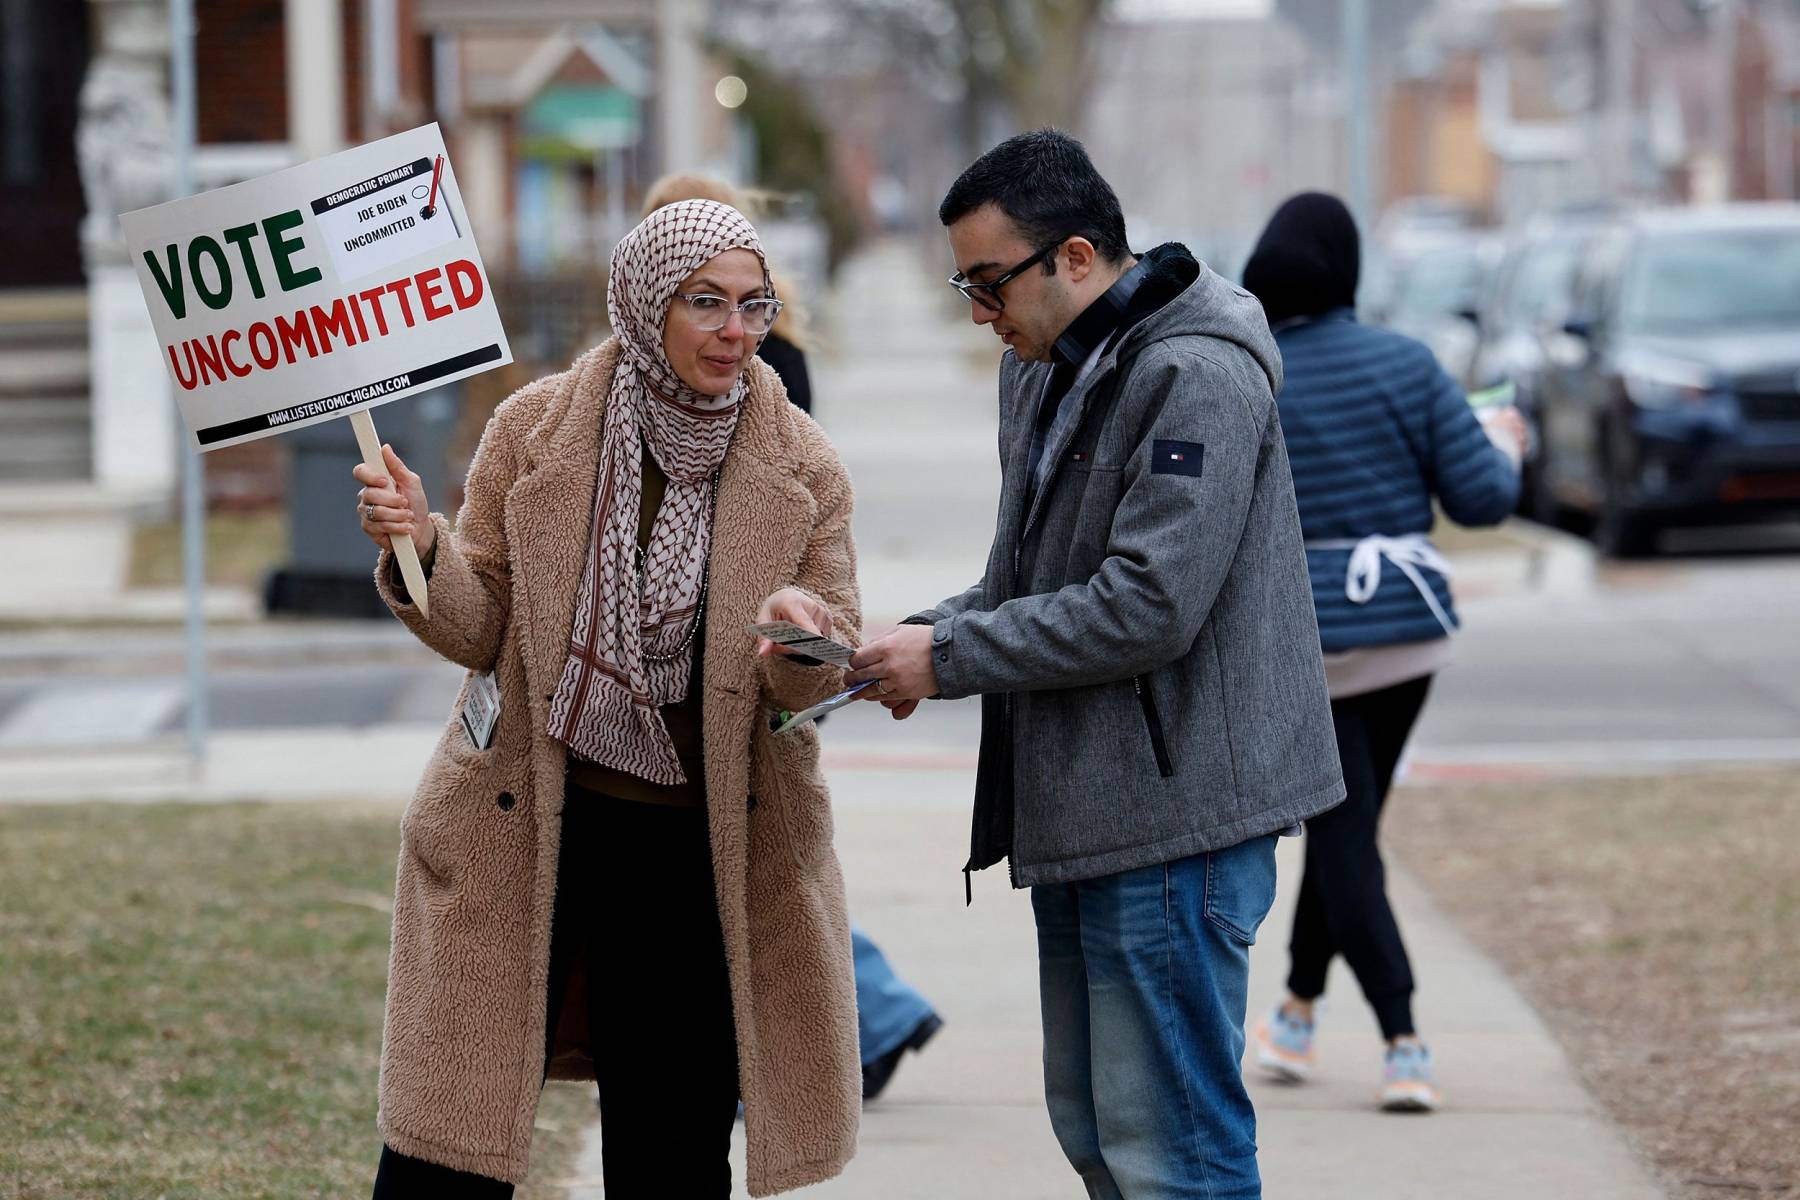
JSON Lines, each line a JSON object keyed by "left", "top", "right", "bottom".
{"left": 170, "top": 0, "right": 207, "bottom": 773}
{"left": 1603, "top": 0, "right": 1635, "bottom": 196}
{"left": 1343, "top": 0, "right": 1373, "bottom": 231}
{"left": 659, "top": 0, "right": 706, "bottom": 173}
{"left": 1716, "top": 0, "right": 1740, "bottom": 201}
{"left": 1771, "top": 88, "right": 1796, "bottom": 202}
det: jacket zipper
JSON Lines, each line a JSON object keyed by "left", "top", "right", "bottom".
{"left": 1133, "top": 675, "right": 1175, "bottom": 778}
{"left": 990, "top": 356, "right": 1126, "bottom": 899}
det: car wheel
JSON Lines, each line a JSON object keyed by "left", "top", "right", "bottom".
{"left": 1524, "top": 454, "right": 1564, "bottom": 528}
{"left": 1595, "top": 478, "right": 1657, "bottom": 558}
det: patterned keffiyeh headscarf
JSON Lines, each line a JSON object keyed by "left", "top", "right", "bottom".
{"left": 547, "top": 199, "right": 770, "bottom": 784}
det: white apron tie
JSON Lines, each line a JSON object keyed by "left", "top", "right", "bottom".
{"left": 1306, "top": 533, "right": 1457, "bottom": 637}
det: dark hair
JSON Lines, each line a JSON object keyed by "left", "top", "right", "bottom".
{"left": 938, "top": 129, "right": 1131, "bottom": 267}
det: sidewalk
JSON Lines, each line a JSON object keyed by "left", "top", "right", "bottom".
{"left": 647, "top": 760, "right": 1660, "bottom": 1199}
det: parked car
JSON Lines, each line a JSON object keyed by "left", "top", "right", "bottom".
{"left": 1372, "top": 196, "right": 1480, "bottom": 250}
{"left": 1377, "top": 232, "right": 1504, "bottom": 385}
{"left": 1363, "top": 197, "right": 1480, "bottom": 323}
{"left": 1532, "top": 204, "right": 1800, "bottom": 556}
{"left": 1468, "top": 210, "right": 1620, "bottom": 517}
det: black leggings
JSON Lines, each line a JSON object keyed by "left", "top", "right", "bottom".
{"left": 373, "top": 790, "right": 740, "bottom": 1198}
{"left": 371, "top": 1145, "right": 512, "bottom": 1199}
{"left": 1286, "top": 674, "right": 1432, "bottom": 1041}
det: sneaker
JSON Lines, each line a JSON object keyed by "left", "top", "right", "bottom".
{"left": 1252, "top": 1005, "right": 1316, "bottom": 1082}
{"left": 1380, "top": 1040, "right": 1442, "bottom": 1112}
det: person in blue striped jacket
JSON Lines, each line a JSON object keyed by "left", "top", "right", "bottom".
{"left": 1240, "top": 193, "right": 1527, "bottom": 1112}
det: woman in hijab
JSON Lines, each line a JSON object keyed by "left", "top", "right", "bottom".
{"left": 641, "top": 174, "right": 816, "bottom": 414}
{"left": 1241, "top": 193, "right": 1527, "bottom": 1113}
{"left": 352, "top": 199, "right": 862, "bottom": 1197}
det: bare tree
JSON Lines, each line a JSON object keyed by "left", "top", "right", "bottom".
{"left": 958, "top": 0, "right": 1110, "bottom": 132}
{"left": 713, "top": 0, "right": 1111, "bottom": 157}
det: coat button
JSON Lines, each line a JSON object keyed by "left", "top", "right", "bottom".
{"left": 496, "top": 792, "right": 516, "bottom": 812}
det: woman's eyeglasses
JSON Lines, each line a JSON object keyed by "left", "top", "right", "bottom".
{"left": 947, "top": 242, "right": 1061, "bottom": 313}
{"left": 677, "top": 293, "right": 784, "bottom": 335}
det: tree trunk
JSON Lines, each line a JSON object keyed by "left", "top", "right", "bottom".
{"left": 1000, "top": 0, "right": 1107, "bottom": 131}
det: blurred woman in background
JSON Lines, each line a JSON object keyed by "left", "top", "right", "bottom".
{"left": 1241, "top": 192, "right": 1527, "bottom": 1114}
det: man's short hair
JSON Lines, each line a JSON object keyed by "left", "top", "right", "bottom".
{"left": 938, "top": 129, "right": 1131, "bottom": 267}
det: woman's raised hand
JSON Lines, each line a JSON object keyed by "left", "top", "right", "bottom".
{"left": 754, "top": 587, "right": 833, "bottom": 657}
{"left": 352, "top": 443, "right": 435, "bottom": 558}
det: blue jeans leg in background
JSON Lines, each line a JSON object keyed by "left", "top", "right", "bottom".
{"left": 1033, "top": 835, "right": 1279, "bottom": 1200}
{"left": 854, "top": 925, "right": 939, "bottom": 1065}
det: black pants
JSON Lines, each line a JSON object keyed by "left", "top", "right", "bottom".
{"left": 1286, "top": 674, "right": 1432, "bottom": 1041}
{"left": 373, "top": 790, "right": 740, "bottom": 1199}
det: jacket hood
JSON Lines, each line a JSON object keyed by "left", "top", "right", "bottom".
{"left": 1240, "top": 192, "right": 1360, "bottom": 327}
{"left": 1114, "top": 242, "right": 1284, "bottom": 397}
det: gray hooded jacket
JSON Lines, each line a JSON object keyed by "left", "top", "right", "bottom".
{"left": 911, "top": 250, "right": 1345, "bottom": 889}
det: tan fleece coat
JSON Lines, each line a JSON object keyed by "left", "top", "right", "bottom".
{"left": 370, "top": 339, "right": 861, "bottom": 1193}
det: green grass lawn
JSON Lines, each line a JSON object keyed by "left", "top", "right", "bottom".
{"left": 0, "top": 801, "right": 590, "bottom": 1200}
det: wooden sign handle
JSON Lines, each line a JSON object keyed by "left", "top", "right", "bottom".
{"left": 349, "top": 408, "right": 430, "bottom": 619}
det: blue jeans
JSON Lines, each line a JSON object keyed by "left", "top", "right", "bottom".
{"left": 1032, "top": 836, "right": 1279, "bottom": 1200}
{"left": 854, "top": 925, "right": 938, "bottom": 1065}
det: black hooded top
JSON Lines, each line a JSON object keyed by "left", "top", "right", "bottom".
{"left": 1240, "top": 192, "right": 1360, "bottom": 327}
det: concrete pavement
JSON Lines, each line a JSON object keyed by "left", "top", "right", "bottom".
{"left": 738, "top": 765, "right": 1663, "bottom": 1199}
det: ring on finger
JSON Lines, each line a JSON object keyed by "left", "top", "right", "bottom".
{"left": 364, "top": 504, "right": 376, "bottom": 520}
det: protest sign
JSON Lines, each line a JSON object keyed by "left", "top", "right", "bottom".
{"left": 119, "top": 124, "right": 512, "bottom": 616}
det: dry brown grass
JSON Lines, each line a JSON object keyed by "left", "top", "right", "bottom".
{"left": 1389, "top": 770, "right": 1800, "bottom": 1198}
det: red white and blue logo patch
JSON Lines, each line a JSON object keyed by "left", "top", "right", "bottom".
{"left": 1151, "top": 439, "right": 1205, "bottom": 478}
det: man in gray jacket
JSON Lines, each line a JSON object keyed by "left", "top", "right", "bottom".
{"left": 847, "top": 130, "right": 1344, "bottom": 1198}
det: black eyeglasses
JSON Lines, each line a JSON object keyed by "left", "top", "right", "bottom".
{"left": 948, "top": 241, "right": 1062, "bottom": 312}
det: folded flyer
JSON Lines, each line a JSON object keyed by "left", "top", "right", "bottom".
{"left": 770, "top": 680, "right": 877, "bottom": 736}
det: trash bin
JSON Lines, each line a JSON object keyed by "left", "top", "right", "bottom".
{"left": 264, "top": 385, "right": 458, "bottom": 618}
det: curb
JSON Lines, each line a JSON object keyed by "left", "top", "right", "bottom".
{"left": 0, "top": 586, "right": 262, "bottom": 631}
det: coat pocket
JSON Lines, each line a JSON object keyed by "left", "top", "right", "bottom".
{"left": 748, "top": 723, "right": 832, "bottom": 875}
{"left": 401, "top": 725, "right": 510, "bottom": 886}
